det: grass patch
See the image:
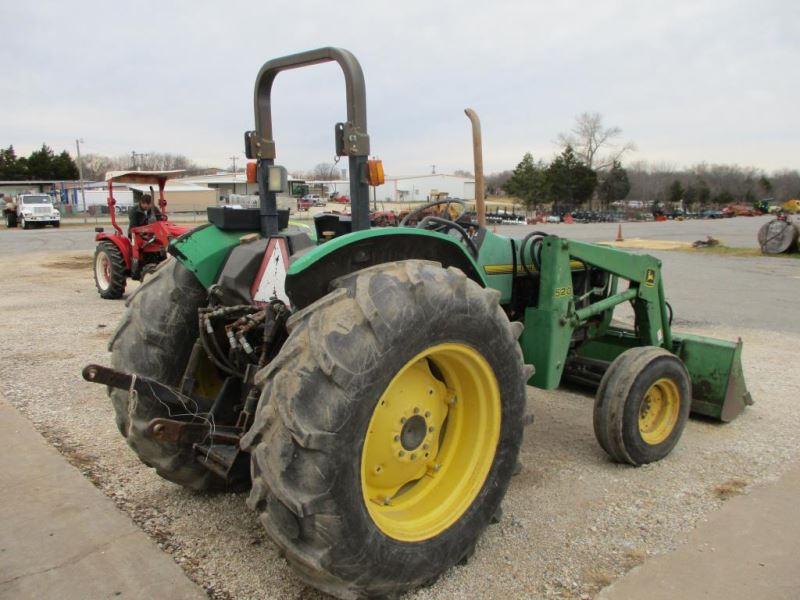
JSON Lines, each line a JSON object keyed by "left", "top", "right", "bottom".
{"left": 714, "top": 478, "right": 749, "bottom": 500}
{"left": 586, "top": 568, "right": 616, "bottom": 587}
{"left": 686, "top": 245, "right": 800, "bottom": 259}
{"left": 622, "top": 548, "right": 647, "bottom": 567}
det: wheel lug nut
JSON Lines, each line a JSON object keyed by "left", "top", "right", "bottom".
{"left": 410, "top": 453, "right": 417, "bottom": 460}
{"left": 400, "top": 417, "right": 406, "bottom": 424}
{"left": 413, "top": 407, "right": 420, "bottom": 414}
{"left": 393, "top": 435, "right": 400, "bottom": 442}
{"left": 424, "top": 411, "right": 431, "bottom": 418}
{"left": 428, "top": 426, "right": 435, "bottom": 432}
{"left": 398, "top": 450, "right": 405, "bottom": 457}
{"left": 423, "top": 443, "right": 429, "bottom": 450}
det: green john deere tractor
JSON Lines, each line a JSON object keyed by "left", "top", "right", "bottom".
{"left": 84, "top": 48, "right": 751, "bottom": 598}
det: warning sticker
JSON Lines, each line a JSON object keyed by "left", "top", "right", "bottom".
{"left": 251, "top": 237, "right": 291, "bottom": 306}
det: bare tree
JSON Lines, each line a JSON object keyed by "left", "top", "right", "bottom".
{"left": 485, "top": 170, "right": 513, "bottom": 195}
{"left": 310, "top": 163, "right": 340, "bottom": 180}
{"left": 557, "top": 112, "right": 636, "bottom": 170}
{"left": 453, "top": 169, "right": 474, "bottom": 178}
{"left": 80, "top": 153, "right": 117, "bottom": 181}
{"left": 79, "top": 152, "right": 203, "bottom": 180}
{"left": 624, "top": 161, "right": 800, "bottom": 207}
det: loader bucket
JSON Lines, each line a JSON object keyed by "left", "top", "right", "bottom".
{"left": 672, "top": 333, "right": 752, "bottom": 421}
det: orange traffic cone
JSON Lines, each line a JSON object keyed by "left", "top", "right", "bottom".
{"left": 616, "top": 224, "right": 624, "bottom": 242}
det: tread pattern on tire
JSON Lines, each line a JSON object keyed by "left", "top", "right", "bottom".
{"left": 241, "top": 260, "right": 529, "bottom": 599}
{"left": 593, "top": 346, "right": 691, "bottom": 466}
{"left": 94, "top": 241, "right": 127, "bottom": 300}
{"left": 107, "top": 258, "right": 222, "bottom": 490}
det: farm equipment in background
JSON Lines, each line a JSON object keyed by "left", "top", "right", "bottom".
{"left": 722, "top": 203, "right": 758, "bottom": 217}
{"left": 92, "top": 170, "right": 189, "bottom": 299}
{"left": 781, "top": 198, "right": 800, "bottom": 213}
{"left": 83, "top": 48, "right": 752, "bottom": 599}
{"left": 3, "top": 193, "right": 61, "bottom": 229}
{"left": 758, "top": 215, "right": 800, "bottom": 254}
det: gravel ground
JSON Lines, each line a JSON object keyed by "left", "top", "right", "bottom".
{"left": 1, "top": 249, "right": 798, "bottom": 599}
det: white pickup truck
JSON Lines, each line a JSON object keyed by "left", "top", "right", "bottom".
{"left": 3, "top": 194, "right": 61, "bottom": 229}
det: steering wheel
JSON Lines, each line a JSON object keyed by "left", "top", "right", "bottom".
{"left": 399, "top": 198, "right": 467, "bottom": 227}
{"left": 416, "top": 215, "right": 479, "bottom": 260}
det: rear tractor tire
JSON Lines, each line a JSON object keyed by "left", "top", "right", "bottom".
{"left": 241, "top": 260, "right": 529, "bottom": 599}
{"left": 107, "top": 259, "right": 224, "bottom": 491}
{"left": 593, "top": 346, "right": 691, "bottom": 466}
{"left": 5, "top": 211, "right": 17, "bottom": 228}
{"left": 94, "top": 241, "right": 127, "bottom": 299}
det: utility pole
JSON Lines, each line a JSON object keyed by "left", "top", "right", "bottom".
{"left": 75, "top": 138, "right": 87, "bottom": 223}
{"left": 230, "top": 155, "right": 238, "bottom": 195}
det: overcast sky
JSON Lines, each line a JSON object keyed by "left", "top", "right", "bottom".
{"left": 2, "top": 0, "right": 798, "bottom": 176}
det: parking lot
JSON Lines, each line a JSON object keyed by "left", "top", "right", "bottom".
{"left": 0, "top": 215, "right": 798, "bottom": 598}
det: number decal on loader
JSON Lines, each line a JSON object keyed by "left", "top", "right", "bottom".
{"left": 645, "top": 269, "right": 656, "bottom": 287}
{"left": 555, "top": 286, "right": 573, "bottom": 298}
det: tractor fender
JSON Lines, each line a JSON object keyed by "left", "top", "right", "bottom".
{"left": 285, "top": 228, "right": 487, "bottom": 310}
{"left": 95, "top": 232, "right": 133, "bottom": 270}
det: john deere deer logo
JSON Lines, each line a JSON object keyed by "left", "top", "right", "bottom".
{"left": 645, "top": 269, "right": 656, "bottom": 287}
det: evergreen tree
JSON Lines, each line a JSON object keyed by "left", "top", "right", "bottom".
{"left": 597, "top": 161, "right": 630, "bottom": 209}
{"left": 544, "top": 146, "right": 597, "bottom": 211}
{"left": 667, "top": 180, "right": 684, "bottom": 207}
{"left": 715, "top": 190, "right": 734, "bottom": 205}
{"left": 0, "top": 144, "right": 79, "bottom": 180}
{"left": 696, "top": 181, "right": 711, "bottom": 208}
{"left": 0, "top": 146, "right": 25, "bottom": 179}
{"left": 26, "top": 144, "right": 56, "bottom": 179}
{"left": 52, "top": 150, "right": 79, "bottom": 180}
{"left": 683, "top": 185, "right": 698, "bottom": 209}
{"left": 502, "top": 152, "right": 547, "bottom": 210}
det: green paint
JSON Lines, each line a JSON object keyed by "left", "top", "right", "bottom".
{"left": 287, "top": 227, "right": 485, "bottom": 284}
{"left": 170, "top": 224, "right": 248, "bottom": 288}
{"left": 475, "top": 230, "right": 515, "bottom": 303}
{"left": 577, "top": 327, "right": 750, "bottom": 421}
{"left": 519, "top": 237, "right": 577, "bottom": 388}
{"left": 169, "top": 223, "right": 749, "bottom": 423}
{"left": 288, "top": 220, "right": 317, "bottom": 241}
{"left": 673, "top": 333, "right": 750, "bottom": 421}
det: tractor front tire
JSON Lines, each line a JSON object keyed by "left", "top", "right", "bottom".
{"left": 5, "top": 212, "right": 17, "bottom": 228}
{"left": 94, "top": 241, "right": 127, "bottom": 299}
{"left": 241, "top": 260, "right": 528, "bottom": 599}
{"left": 593, "top": 346, "right": 691, "bottom": 466}
{"left": 20, "top": 216, "right": 29, "bottom": 230}
{"left": 107, "top": 259, "right": 222, "bottom": 491}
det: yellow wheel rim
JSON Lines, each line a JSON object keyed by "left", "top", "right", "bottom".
{"left": 360, "top": 343, "right": 501, "bottom": 542}
{"left": 638, "top": 377, "right": 681, "bottom": 445}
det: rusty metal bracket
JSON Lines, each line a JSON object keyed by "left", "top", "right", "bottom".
{"left": 144, "top": 418, "right": 241, "bottom": 445}
{"left": 335, "top": 122, "right": 370, "bottom": 157}
{"left": 244, "top": 130, "right": 277, "bottom": 160}
{"left": 82, "top": 364, "right": 205, "bottom": 413}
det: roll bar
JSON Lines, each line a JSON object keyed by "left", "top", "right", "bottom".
{"left": 245, "top": 47, "right": 371, "bottom": 235}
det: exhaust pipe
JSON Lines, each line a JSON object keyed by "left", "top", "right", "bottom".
{"left": 464, "top": 108, "right": 486, "bottom": 227}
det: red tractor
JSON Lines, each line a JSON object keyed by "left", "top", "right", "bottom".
{"left": 93, "top": 170, "right": 189, "bottom": 299}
